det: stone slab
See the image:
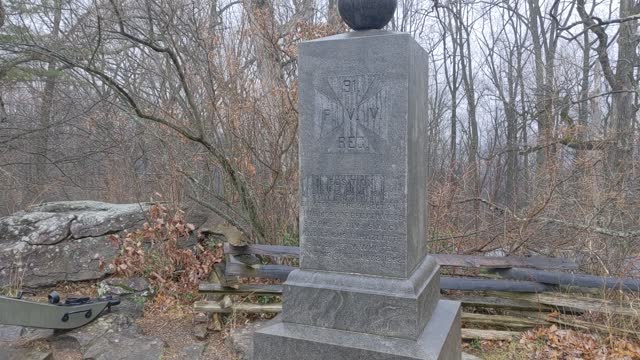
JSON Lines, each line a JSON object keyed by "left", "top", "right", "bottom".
{"left": 0, "top": 348, "right": 52, "bottom": 360}
{"left": 282, "top": 256, "right": 439, "bottom": 340}
{"left": 298, "top": 30, "right": 429, "bottom": 278}
{"left": 254, "top": 300, "right": 461, "bottom": 360}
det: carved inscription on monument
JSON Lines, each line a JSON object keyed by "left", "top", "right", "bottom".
{"left": 302, "top": 175, "right": 384, "bottom": 204}
{"left": 314, "top": 74, "right": 389, "bottom": 153}
{"left": 302, "top": 175, "right": 406, "bottom": 274}
{"left": 302, "top": 72, "right": 405, "bottom": 275}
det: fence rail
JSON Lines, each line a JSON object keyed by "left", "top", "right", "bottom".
{"left": 196, "top": 243, "right": 640, "bottom": 340}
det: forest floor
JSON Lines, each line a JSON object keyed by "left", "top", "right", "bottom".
{"left": 136, "top": 307, "right": 640, "bottom": 360}
{"left": 137, "top": 310, "right": 240, "bottom": 360}
{"left": 14, "top": 282, "right": 640, "bottom": 359}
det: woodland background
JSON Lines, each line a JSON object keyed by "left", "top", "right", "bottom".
{"left": 0, "top": 0, "right": 639, "bottom": 277}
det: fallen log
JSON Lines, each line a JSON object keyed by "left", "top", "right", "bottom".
{"left": 194, "top": 300, "right": 546, "bottom": 333}
{"left": 194, "top": 301, "right": 283, "bottom": 314}
{"left": 226, "top": 257, "right": 294, "bottom": 281}
{"left": 543, "top": 314, "right": 639, "bottom": 337}
{"left": 508, "top": 311, "right": 640, "bottom": 337}
{"left": 224, "top": 243, "right": 300, "bottom": 257}
{"left": 199, "top": 283, "right": 283, "bottom": 296}
{"left": 434, "top": 254, "right": 577, "bottom": 270}
{"left": 223, "top": 244, "right": 577, "bottom": 270}
{"left": 461, "top": 312, "right": 548, "bottom": 330}
{"left": 225, "top": 258, "right": 554, "bottom": 292}
{"left": 198, "top": 283, "right": 554, "bottom": 309}
{"left": 440, "top": 278, "right": 555, "bottom": 293}
{"left": 447, "top": 295, "right": 552, "bottom": 312}
{"left": 490, "top": 292, "right": 639, "bottom": 317}
{"left": 491, "top": 268, "right": 640, "bottom": 292}
{"left": 461, "top": 328, "right": 522, "bottom": 341}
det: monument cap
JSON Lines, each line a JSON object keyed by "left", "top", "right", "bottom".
{"left": 338, "top": 0, "right": 397, "bottom": 31}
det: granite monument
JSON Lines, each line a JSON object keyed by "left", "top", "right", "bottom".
{"left": 253, "top": 1, "right": 461, "bottom": 358}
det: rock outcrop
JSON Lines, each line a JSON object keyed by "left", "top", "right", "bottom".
{"left": 0, "top": 201, "right": 148, "bottom": 287}
{"left": 0, "top": 299, "right": 166, "bottom": 360}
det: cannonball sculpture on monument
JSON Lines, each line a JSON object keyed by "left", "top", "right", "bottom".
{"left": 338, "top": 0, "right": 397, "bottom": 30}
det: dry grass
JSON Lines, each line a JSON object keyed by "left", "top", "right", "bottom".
{"left": 466, "top": 326, "right": 640, "bottom": 360}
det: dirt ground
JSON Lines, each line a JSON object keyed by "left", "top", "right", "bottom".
{"left": 137, "top": 310, "right": 255, "bottom": 360}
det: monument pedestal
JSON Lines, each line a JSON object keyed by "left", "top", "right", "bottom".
{"left": 255, "top": 257, "right": 461, "bottom": 359}
{"left": 254, "top": 300, "right": 460, "bottom": 360}
{"left": 254, "top": 30, "right": 461, "bottom": 359}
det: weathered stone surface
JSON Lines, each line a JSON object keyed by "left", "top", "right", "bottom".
{"left": 97, "top": 277, "right": 150, "bottom": 297}
{"left": 63, "top": 302, "right": 165, "bottom": 360}
{"left": 65, "top": 311, "right": 141, "bottom": 348}
{"left": 0, "top": 348, "right": 52, "bottom": 360}
{"left": 228, "top": 321, "right": 268, "bottom": 360}
{"left": 238, "top": 321, "right": 477, "bottom": 360}
{"left": 0, "top": 326, "right": 24, "bottom": 343}
{"left": 298, "top": 30, "right": 428, "bottom": 278}
{"left": 0, "top": 201, "right": 147, "bottom": 287}
{"left": 255, "top": 300, "right": 461, "bottom": 360}
{"left": 46, "top": 335, "right": 83, "bottom": 359}
{"left": 282, "top": 256, "right": 439, "bottom": 340}
{"left": 254, "top": 29, "right": 461, "bottom": 360}
{"left": 0, "top": 325, "right": 53, "bottom": 344}
{"left": 193, "top": 323, "right": 209, "bottom": 341}
{"left": 82, "top": 334, "right": 164, "bottom": 360}
{"left": 179, "top": 343, "right": 206, "bottom": 360}
{"left": 30, "top": 201, "right": 148, "bottom": 239}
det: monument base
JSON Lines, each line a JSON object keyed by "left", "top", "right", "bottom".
{"left": 282, "top": 256, "right": 440, "bottom": 340}
{"left": 253, "top": 300, "right": 461, "bottom": 360}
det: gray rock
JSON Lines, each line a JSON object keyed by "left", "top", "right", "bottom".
{"left": 47, "top": 335, "right": 82, "bottom": 357}
{"left": 179, "top": 344, "right": 206, "bottom": 360}
{"left": 0, "top": 201, "right": 148, "bottom": 287}
{"left": 228, "top": 321, "right": 268, "bottom": 360}
{"left": 0, "top": 212, "right": 76, "bottom": 246}
{"left": 0, "top": 325, "right": 53, "bottom": 344}
{"left": 193, "top": 323, "right": 209, "bottom": 341}
{"left": 62, "top": 305, "right": 165, "bottom": 360}
{"left": 82, "top": 334, "right": 164, "bottom": 360}
{"left": 0, "top": 326, "right": 23, "bottom": 343}
{"left": 0, "top": 348, "right": 52, "bottom": 360}
{"left": 97, "top": 277, "right": 150, "bottom": 297}
{"left": 65, "top": 312, "right": 141, "bottom": 349}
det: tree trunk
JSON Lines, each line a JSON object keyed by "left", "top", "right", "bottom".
{"left": 577, "top": 0, "right": 638, "bottom": 187}
{"left": 32, "top": 0, "right": 62, "bottom": 201}
{"left": 328, "top": 0, "right": 340, "bottom": 29}
{"left": 606, "top": 0, "right": 637, "bottom": 185}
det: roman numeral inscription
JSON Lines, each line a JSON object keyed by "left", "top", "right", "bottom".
{"left": 314, "top": 74, "right": 389, "bottom": 154}
{"left": 301, "top": 72, "right": 405, "bottom": 275}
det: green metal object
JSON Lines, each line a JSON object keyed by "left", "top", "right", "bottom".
{"left": 0, "top": 293, "right": 120, "bottom": 330}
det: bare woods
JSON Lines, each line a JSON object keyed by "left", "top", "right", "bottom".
{"left": 0, "top": 0, "right": 638, "bottom": 276}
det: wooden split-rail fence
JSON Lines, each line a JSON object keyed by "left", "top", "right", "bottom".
{"left": 195, "top": 244, "right": 640, "bottom": 341}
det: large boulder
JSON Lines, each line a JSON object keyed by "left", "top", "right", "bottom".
{"left": 0, "top": 201, "right": 148, "bottom": 287}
